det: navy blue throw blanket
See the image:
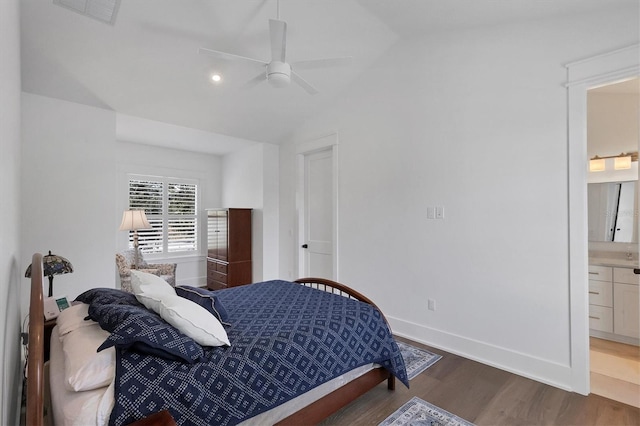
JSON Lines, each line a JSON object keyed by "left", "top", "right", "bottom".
{"left": 107, "top": 280, "right": 408, "bottom": 425}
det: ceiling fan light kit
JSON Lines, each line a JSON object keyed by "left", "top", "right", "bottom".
{"left": 267, "top": 61, "right": 291, "bottom": 88}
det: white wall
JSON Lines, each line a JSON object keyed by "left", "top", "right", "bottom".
{"left": 222, "top": 143, "right": 280, "bottom": 282}
{"left": 279, "top": 7, "right": 639, "bottom": 391}
{"left": 0, "top": 0, "right": 23, "bottom": 423}
{"left": 115, "top": 141, "right": 223, "bottom": 287}
{"left": 21, "top": 93, "right": 117, "bottom": 307}
{"left": 588, "top": 91, "right": 639, "bottom": 158}
{"left": 21, "top": 94, "right": 228, "bottom": 300}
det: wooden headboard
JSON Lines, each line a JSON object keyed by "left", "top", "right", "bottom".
{"left": 26, "top": 252, "right": 44, "bottom": 426}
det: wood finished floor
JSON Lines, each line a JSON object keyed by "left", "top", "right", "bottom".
{"left": 319, "top": 337, "right": 640, "bottom": 426}
{"left": 590, "top": 337, "right": 640, "bottom": 408}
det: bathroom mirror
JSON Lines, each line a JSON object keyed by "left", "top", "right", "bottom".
{"left": 588, "top": 181, "right": 638, "bottom": 243}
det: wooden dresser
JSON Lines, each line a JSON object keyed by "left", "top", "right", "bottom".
{"left": 206, "top": 208, "right": 252, "bottom": 290}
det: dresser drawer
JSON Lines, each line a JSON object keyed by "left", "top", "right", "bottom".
{"left": 215, "top": 262, "right": 228, "bottom": 274}
{"left": 210, "top": 270, "right": 227, "bottom": 284}
{"left": 588, "top": 265, "right": 612, "bottom": 282}
{"left": 589, "top": 305, "right": 613, "bottom": 333}
{"left": 588, "top": 280, "right": 613, "bottom": 307}
{"left": 613, "top": 267, "right": 639, "bottom": 285}
{"left": 207, "top": 280, "right": 227, "bottom": 291}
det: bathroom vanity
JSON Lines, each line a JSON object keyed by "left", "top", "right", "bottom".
{"left": 589, "top": 256, "right": 639, "bottom": 345}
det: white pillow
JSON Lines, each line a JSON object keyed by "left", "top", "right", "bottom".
{"left": 131, "top": 269, "right": 176, "bottom": 312}
{"left": 130, "top": 269, "right": 229, "bottom": 347}
{"left": 157, "top": 294, "right": 230, "bottom": 347}
{"left": 56, "top": 303, "right": 94, "bottom": 337}
{"left": 60, "top": 322, "right": 115, "bottom": 391}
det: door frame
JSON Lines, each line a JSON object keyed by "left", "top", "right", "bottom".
{"left": 566, "top": 44, "right": 639, "bottom": 395}
{"left": 296, "top": 132, "right": 339, "bottom": 279}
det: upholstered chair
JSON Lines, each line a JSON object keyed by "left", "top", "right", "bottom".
{"left": 115, "top": 248, "right": 177, "bottom": 293}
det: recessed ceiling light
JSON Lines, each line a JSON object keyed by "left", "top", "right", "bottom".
{"left": 211, "top": 74, "right": 222, "bottom": 83}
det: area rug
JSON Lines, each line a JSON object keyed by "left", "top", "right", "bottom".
{"left": 398, "top": 341, "right": 442, "bottom": 380}
{"left": 379, "top": 396, "right": 475, "bottom": 426}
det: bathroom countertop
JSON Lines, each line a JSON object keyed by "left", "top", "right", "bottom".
{"left": 589, "top": 256, "right": 639, "bottom": 268}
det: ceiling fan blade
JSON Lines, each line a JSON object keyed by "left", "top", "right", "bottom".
{"left": 291, "top": 56, "right": 353, "bottom": 70}
{"left": 242, "top": 71, "right": 267, "bottom": 90}
{"left": 198, "top": 47, "right": 267, "bottom": 66}
{"left": 269, "top": 19, "right": 287, "bottom": 62}
{"left": 291, "top": 71, "right": 318, "bottom": 95}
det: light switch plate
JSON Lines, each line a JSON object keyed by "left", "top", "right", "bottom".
{"left": 436, "top": 206, "right": 444, "bottom": 219}
{"left": 427, "top": 207, "right": 436, "bottom": 219}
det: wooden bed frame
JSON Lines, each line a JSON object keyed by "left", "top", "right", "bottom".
{"left": 26, "top": 254, "right": 395, "bottom": 425}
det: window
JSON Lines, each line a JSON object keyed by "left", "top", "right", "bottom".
{"left": 127, "top": 175, "right": 199, "bottom": 255}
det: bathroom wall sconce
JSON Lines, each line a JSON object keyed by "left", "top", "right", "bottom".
{"left": 589, "top": 152, "right": 638, "bottom": 172}
{"left": 589, "top": 156, "right": 605, "bottom": 172}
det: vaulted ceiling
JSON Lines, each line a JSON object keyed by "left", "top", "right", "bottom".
{"left": 20, "top": 0, "right": 635, "bottom": 148}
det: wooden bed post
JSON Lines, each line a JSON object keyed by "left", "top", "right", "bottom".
{"left": 26, "top": 253, "right": 44, "bottom": 426}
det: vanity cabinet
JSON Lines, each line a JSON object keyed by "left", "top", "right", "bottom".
{"left": 588, "top": 265, "right": 614, "bottom": 333}
{"left": 588, "top": 264, "right": 640, "bottom": 343}
{"left": 613, "top": 268, "right": 640, "bottom": 339}
{"left": 206, "top": 208, "right": 252, "bottom": 290}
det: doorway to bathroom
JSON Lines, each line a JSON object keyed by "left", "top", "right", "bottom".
{"left": 585, "top": 77, "right": 640, "bottom": 407}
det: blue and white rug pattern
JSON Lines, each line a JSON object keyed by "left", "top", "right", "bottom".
{"left": 379, "top": 397, "right": 475, "bottom": 426}
{"left": 397, "top": 341, "right": 442, "bottom": 380}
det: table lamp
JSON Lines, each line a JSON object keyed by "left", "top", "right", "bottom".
{"left": 25, "top": 250, "right": 74, "bottom": 297}
{"left": 119, "top": 209, "right": 152, "bottom": 267}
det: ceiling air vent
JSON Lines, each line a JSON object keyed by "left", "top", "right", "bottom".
{"left": 53, "top": 0, "right": 121, "bottom": 25}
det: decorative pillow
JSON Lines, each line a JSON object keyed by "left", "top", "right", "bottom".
{"left": 75, "top": 287, "right": 141, "bottom": 308}
{"left": 175, "top": 286, "right": 230, "bottom": 325}
{"left": 92, "top": 303, "right": 204, "bottom": 363}
{"left": 56, "top": 303, "right": 95, "bottom": 337}
{"left": 129, "top": 270, "right": 229, "bottom": 347}
{"left": 130, "top": 269, "right": 176, "bottom": 312}
{"left": 60, "top": 322, "right": 115, "bottom": 391}
{"left": 155, "top": 294, "right": 230, "bottom": 347}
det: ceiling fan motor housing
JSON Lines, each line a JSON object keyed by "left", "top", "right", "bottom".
{"left": 267, "top": 61, "right": 291, "bottom": 88}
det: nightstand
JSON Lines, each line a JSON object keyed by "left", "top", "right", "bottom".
{"left": 44, "top": 319, "right": 56, "bottom": 362}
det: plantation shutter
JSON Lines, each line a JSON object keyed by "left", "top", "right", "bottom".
{"left": 127, "top": 176, "right": 198, "bottom": 254}
{"left": 168, "top": 182, "right": 197, "bottom": 252}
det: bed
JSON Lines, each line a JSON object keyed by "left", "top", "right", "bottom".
{"left": 26, "top": 252, "right": 407, "bottom": 425}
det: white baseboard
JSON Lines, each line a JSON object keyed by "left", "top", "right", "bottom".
{"left": 388, "top": 316, "right": 574, "bottom": 392}
{"left": 177, "top": 276, "right": 207, "bottom": 287}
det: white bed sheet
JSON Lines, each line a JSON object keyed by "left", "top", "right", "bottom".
{"left": 49, "top": 326, "right": 114, "bottom": 426}
{"left": 49, "top": 325, "right": 377, "bottom": 425}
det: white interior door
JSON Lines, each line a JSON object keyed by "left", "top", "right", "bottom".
{"left": 302, "top": 148, "right": 334, "bottom": 278}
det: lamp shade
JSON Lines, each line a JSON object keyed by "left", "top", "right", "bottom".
{"left": 119, "top": 210, "right": 151, "bottom": 231}
{"left": 25, "top": 250, "right": 73, "bottom": 278}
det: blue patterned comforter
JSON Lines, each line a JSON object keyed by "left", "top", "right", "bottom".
{"left": 107, "top": 280, "right": 407, "bottom": 425}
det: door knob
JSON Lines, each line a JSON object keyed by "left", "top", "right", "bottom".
{"left": 301, "top": 244, "right": 308, "bottom": 249}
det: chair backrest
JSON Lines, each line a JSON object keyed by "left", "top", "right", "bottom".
{"left": 121, "top": 248, "right": 148, "bottom": 269}
{"left": 115, "top": 252, "right": 133, "bottom": 292}
{"left": 116, "top": 249, "right": 177, "bottom": 291}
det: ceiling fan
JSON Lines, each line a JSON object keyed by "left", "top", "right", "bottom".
{"left": 198, "top": 7, "right": 352, "bottom": 95}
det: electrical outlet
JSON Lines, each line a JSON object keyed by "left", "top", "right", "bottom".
{"left": 428, "top": 299, "right": 436, "bottom": 311}
{"left": 427, "top": 207, "right": 436, "bottom": 219}
{"left": 436, "top": 206, "right": 444, "bottom": 219}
